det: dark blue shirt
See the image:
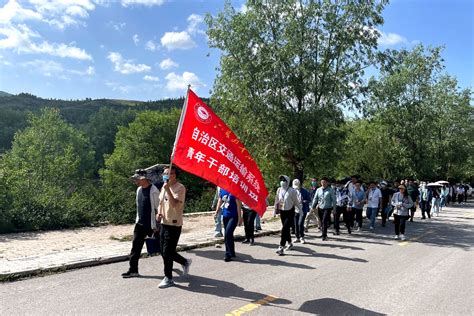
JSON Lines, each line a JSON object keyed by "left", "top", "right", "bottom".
{"left": 298, "top": 187, "right": 311, "bottom": 213}
{"left": 219, "top": 188, "right": 238, "bottom": 218}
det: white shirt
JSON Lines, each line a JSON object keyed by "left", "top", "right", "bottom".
{"left": 367, "top": 188, "right": 382, "bottom": 208}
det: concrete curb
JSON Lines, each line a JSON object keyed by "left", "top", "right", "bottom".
{"left": 0, "top": 228, "right": 282, "bottom": 282}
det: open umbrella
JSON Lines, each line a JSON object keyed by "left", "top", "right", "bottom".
{"left": 436, "top": 180, "right": 449, "bottom": 185}
{"left": 427, "top": 182, "right": 443, "bottom": 187}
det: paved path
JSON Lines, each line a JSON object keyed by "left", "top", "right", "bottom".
{"left": 1, "top": 203, "right": 473, "bottom": 315}
{"left": 0, "top": 211, "right": 281, "bottom": 280}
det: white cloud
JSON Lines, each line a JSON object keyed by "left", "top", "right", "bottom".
{"left": 143, "top": 75, "right": 159, "bottom": 81}
{"left": 29, "top": 0, "right": 96, "bottom": 29}
{"left": 107, "top": 21, "right": 126, "bottom": 31}
{"left": 159, "top": 58, "right": 178, "bottom": 70}
{"left": 187, "top": 14, "right": 204, "bottom": 35}
{"left": 0, "top": 0, "right": 42, "bottom": 23}
{"left": 165, "top": 71, "right": 205, "bottom": 91}
{"left": 121, "top": 0, "right": 165, "bottom": 7}
{"left": 107, "top": 51, "right": 151, "bottom": 74}
{"left": 145, "top": 40, "right": 158, "bottom": 51}
{"left": 133, "top": 34, "right": 139, "bottom": 45}
{"left": 378, "top": 32, "right": 408, "bottom": 46}
{"left": 0, "top": 24, "right": 92, "bottom": 60}
{"left": 21, "top": 59, "right": 95, "bottom": 77}
{"left": 160, "top": 31, "right": 196, "bottom": 50}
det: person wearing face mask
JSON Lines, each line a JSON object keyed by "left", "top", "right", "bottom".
{"left": 274, "top": 175, "right": 301, "bottom": 255}
{"left": 292, "top": 179, "right": 310, "bottom": 244}
{"left": 122, "top": 169, "right": 160, "bottom": 279}
{"left": 366, "top": 181, "right": 382, "bottom": 230}
{"left": 334, "top": 179, "right": 350, "bottom": 235}
{"left": 348, "top": 180, "right": 366, "bottom": 231}
{"left": 379, "top": 181, "right": 394, "bottom": 226}
{"left": 304, "top": 178, "right": 321, "bottom": 233}
{"left": 311, "top": 177, "right": 336, "bottom": 241}
{"left": 156, "top": 166, "right": 191, "bottom": 289}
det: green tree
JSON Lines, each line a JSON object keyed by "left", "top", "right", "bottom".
{"left": 360, "top": 45, "right": 473, "bottom": 180}
{"left": 2, "top": 108, "right": 95, "bottom": 230}
{"left": 206, "top": 0, "right": 386, "bottom": 181}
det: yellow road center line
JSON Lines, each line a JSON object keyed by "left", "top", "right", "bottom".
{"left": 226, "top": 295, "right": 278, "bottom": 316}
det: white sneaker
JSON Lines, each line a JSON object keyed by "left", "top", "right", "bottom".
{"left": 394, "top": 235, "right": 399, "bottom": 240}
{"left": 214, "top": 232, "right": 223, "bottom": 238}
{"left": 293, "top": 238, "right": 300, "bottom": 243}
{"left": 301, "top": 238, "right": 306, "bottom": 244}
{"left": 401, "top": 234, "right": 406, "bottom": 241}
{"left": 284, "top": 242, "right": 294, "bottom": 251}
{"left": 276, "top": 246, "right": 285, "bottom": 256}
{"left": 182, "top": 258, "right": 192, "bottom": 276}
{"left": 158, "top": 277, "right": 175, "bottom": 289}
{"left": 357, "top": 227, "right": 361, "bottom": 232}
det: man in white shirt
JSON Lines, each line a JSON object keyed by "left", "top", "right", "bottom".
{"left": 366, "top": 181, "right": 382, "bottom": 230}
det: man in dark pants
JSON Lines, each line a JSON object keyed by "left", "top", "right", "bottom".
{"left": 242, "top": 203, "right": 257, "bottom": 245}
{"left": 122, "top": 169, "right": 160, "bottom": 278}
{"left": 407, "top": 180, "right": 420, "bottom": 222}
{"left": 334, "top": 179, "right": 350, "bottom": 235}
{"left": 380, "top": 181, "right": 393, "bottom": 226}
{"left": 157, "top": 166, "right": 191, "bottom": 289}
{"left": 311, "top": 177, "right": 336, "bottom": 241}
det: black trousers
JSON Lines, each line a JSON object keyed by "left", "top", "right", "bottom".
{"left": 243, "top": 208, "right": 257, "bottom": 240}
{"left": 160, "top": 224, "right": 187, "bottom": 279}
{"left": 129, "top": 223, "right": 153, "bottom": 272}
{"left": 280, "top": 208, "right": 295, "bottom": 247}
{"left": 354, "top": 208, "right": 363, "bottom": 228}
{"left": 420, "top": 200, "right": 431, "bottom": 218}
{"left": 394, "top": 214, "right": 409, "bottom": 235}
{"left": 334, "top": 206, "right": 346, "bottom": 232}
{"left": 318, "top": 208, "right": 332, "bottom": 238}
{"left": 343, "top": 208, "right": 355, "bottom": 231}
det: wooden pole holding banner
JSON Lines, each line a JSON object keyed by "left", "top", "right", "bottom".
{"left": 168, "top": 84, "right": 191, "bottom": 173}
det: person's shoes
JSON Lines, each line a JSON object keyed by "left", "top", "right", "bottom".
{"left": 304, "top": 227, "right": 308, "bottom": 233}
{"left": 291, "top": 230, "right": 296, "bottom": 235}
{"left": 158, "top": 277, "right": 175, "bottom": 289}
{"left": 182, "top": 258, "right": 192, "bottom": 276}
{"left": 333, "top": 231, "right": 340, "bottom": 235}
{"left": 322, "top": 236, "right": 328, "bottom": 241}
{"left": 369, "top": 226, "right": 374, "bottom": 231}
{"left": 357, "top": 227, "right": 361, "bottom": 232}
{"left": 214, "top": 232, "right": 223, "bottom": 238}
{"left": 121, "top": 271, "right": 139, "bottom": 278}
{"left": 224, "top": 257, "right": 232, "bottom": 262}
{"left": 285, "top": 242, "right": 294, "bottom": 251}
{"left": 293, "top": 238, "right": 300, "bottom": 243}
{"left": 276, "top": 246, "right": 285, "bottom": 256}
{"left": 348, "top": 228, "right": 352, "bottom": 235}
{"left": 394, "top": 235, "right": 399, "bottom": 240}
{"left": 301, "top": 237, "right": 306, "bottom": 244}
{"left": 242, "top": 239, "right": 250, "bottom": 244}
{"left": 421, "top": 216, "right": 426, "bottom": 220}
{"left": 255, "top": 226, "right": 262, "bottom": 231}
{"left": 400, "top": 234, "right": 406, "bottom": 241}
{"left": 250, "top": 239, "right": 255, "bottom": 246}
{"left": 409, "top": 218, "right": 413, "bottom": 222}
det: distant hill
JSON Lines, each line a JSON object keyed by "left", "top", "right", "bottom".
{"left": 0, "top": 92, "right": 205, "bottom": 154}
{"left": 0, "top": 91, "right": 12, "bottom": 97}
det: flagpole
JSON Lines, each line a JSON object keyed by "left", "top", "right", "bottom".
{"left": 168, "top": 84, "right": 191, "bottom": 171}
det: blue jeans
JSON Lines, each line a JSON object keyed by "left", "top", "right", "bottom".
{"left": 366, "top": 207, "right": 378, "bottom": 227}
{"left": 223, "top": 216, "right": 237, "bottom": 259}
{"left": 214, "top": 209, "right": 222, "bottom": 235}
{"left": 255, "top": 214, "right": 261, "bottom": 229}
{"left": 294, "top": 212, "right": 307, "bottom": 239}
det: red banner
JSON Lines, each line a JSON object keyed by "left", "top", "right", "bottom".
{"left": 171, "top": 89, "right": 268, "bottom": 216}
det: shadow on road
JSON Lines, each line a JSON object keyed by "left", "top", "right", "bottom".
{"left": 175, "top": 275, "right": 292, "bottom": 306}
{"left": 299, "top": 298, "right": 385, "bottom": 315}
{"left": 189, "top": 249, "right": 316, "bottom": 270}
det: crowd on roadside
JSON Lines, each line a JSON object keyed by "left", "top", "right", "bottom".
{"left": 121, "top": 166, "right": 470, "bottom": 289}
{"left": 212, "top": 175, "right": 471, "bottom": 258}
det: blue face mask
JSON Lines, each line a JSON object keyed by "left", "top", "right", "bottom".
{"left": 162, "top": 174, "right": 169, "bottom": 182}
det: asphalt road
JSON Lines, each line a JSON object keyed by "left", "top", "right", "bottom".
{"left": 1, "top": 203, "right": 473, "bottom": 315}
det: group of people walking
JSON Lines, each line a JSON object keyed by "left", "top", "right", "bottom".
{"left": 123, "top": 165, "right": 469, "bottom": 287}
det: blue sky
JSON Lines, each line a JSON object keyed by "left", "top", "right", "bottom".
{"left": 0, "top": 0, "right": 472, "bottom": 101}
